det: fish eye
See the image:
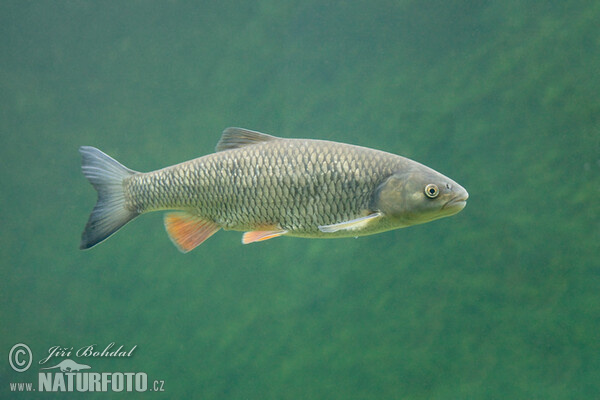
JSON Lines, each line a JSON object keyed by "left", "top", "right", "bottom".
{"left": 424, "top": 184, "right": 439, "bottom": 198}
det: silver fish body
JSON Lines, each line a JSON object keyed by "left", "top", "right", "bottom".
{"left": 80, "top": 128, "right": 468, "bottom": 252}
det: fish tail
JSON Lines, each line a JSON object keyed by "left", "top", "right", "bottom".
{"left": 79, "top": 146, "right": 139, "bottom": 250}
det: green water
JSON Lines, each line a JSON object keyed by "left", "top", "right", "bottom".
{"left": 1, "top": 1, "right": 598, "bottom": 399}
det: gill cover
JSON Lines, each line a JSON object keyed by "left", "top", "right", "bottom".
{"left": 373, "top": 169, "right": 466, "bottom": 226}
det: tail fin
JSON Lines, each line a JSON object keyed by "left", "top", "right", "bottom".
{"left": 79, "top": 146, "right": 139, "bottom": 250}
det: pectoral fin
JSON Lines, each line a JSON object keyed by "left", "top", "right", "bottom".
{"left": 318, "top": 212, "right": 382, "bottom": 233}
{"left": 242, "top": 229, "right": 288, "bottom": 244}
{"left": 164, "top": 212, "right": 221, "bottom": 253}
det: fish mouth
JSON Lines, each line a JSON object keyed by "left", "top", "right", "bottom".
{"left": 443, "top": 194, "right": 469, "bottom": 211}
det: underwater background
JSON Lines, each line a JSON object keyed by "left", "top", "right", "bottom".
{"left": 1, "top": 1, "right": 598, "bottom": 398}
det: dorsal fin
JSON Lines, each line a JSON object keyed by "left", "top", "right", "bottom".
{"left": 215, "top": 127, "right": 280, "bottom": 152}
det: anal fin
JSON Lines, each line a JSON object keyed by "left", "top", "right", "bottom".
{"left": 242, "top": 229, "right": 288, "bottom": 244}
{"left": 318, "top": 212, "right": 382, "bottom": 233}
{"left": 164, "top": 212, "right": 220, "bottom": 253}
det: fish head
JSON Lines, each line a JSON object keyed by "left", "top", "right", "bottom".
{"left": 374, "top": 167, "right": 468, "bottom": 226}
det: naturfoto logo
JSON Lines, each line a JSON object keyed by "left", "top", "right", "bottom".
{"left": 38, "top": 360, "right": 148, "bottom": 393}
{"left": 7, "top": 343, "right": 165, "bottom": 394}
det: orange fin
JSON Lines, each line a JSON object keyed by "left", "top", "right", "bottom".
{"left": 164, "top": 212, "right": 220, "bottom": 253}
{"left": 242, "top": 229, "right": 288, "bottom": 244}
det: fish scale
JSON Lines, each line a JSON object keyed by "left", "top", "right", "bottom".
{"left": 79, "top": 127, "right": 468, "bottom": 252}
{"left": 123, "top": 138, "right": 397, "bottom": 234}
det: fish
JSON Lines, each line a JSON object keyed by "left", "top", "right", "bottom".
{"left": 79, "top": 127, "right": 468, "bottom": 252}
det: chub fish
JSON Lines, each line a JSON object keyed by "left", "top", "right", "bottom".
{"left": 79, "top": 127, "right": 468, "bottom": 252}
